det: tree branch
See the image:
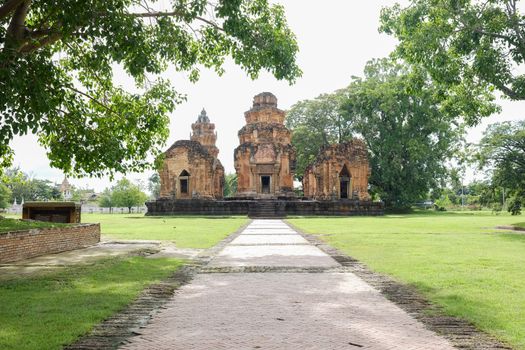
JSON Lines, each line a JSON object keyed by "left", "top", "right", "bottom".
{"left": 5, "top": 6, "right": 225, "bottom": 56}
{"left": 493, "top": 81, "right": 522, "bottom": 100}
{"left": 194, "top": 16, "right": 224, "bottom": 32}
{"left": 19, "top": 31, "right": 61, "bottom": 53}
{"left": 6, "top": 0, "right": 31, "bottom": 42}
{"left": 66, "top": 86, "right": 117, "bottom": 117}
{"left": 472, "top": 27, "right": 516, "bottom": 43}
{"left": 28, "top": 28, "right": 56, "bottom": 38}
{"left": 503, "top": 0, "right": 525, "bottom": 60}
{"left": 127, "top": 11, "right": 224, "bottom": 31}
{"left": 127, "top": 10, "right": 184, "bottom": 18}
{"left": 0, "top": 0, "right": 25, "bottom": 20}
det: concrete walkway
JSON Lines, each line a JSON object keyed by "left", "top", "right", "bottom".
{"left": 121, "top": 220, "right": 455, "bottom": 350}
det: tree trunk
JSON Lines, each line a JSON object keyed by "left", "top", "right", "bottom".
{"left": 5, "top": 0, "right": 31, "bottom": 50}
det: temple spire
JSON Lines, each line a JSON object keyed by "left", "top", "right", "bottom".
{"left": 197, "top": 108, "right": 210, "bottom": 123}
{"left": 191, "top": 108, "right": 218, "bottom": 158}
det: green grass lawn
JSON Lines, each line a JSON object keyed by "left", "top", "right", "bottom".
{"left": 0, "top": 256, "right": 184, "bottom": 350}
{"left": 288, "top": 211, "right": 525, "bottom": 349}
{"left": 82, "top": 214, "right": 248, "bottom": 248}
{"left": 0, "top": 217, "right": 68, "bottom": 233}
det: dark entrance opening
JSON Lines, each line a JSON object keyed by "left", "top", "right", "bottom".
{"left": 180, "top": 179, "right": 188, "bottom": 194}
{"left": 261, "top": 175, "right": 271, "bottom": 194}
{"left": 179, "top": 170, "right": 190, "bottom": 195}
{"left": 339, "top": 165, "right": 351, "bottom": 199}
{"left": 340, "top": 180, "right": 348, "bottom": 199}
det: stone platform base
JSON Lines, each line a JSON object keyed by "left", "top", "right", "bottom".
{"left": 146, "top": 199, "right": 384, "bottom": 217}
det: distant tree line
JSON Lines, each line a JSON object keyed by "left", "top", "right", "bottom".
{"left": 420, "top": 118, "right": 524, "bottom": 215}
{"left": 98, "top": 178, "right": 148, "bottom": 213}
{"left": 476, "top": 121, "right": 525, "bottom": 215}
{"left": 0, "top": 168, "right": 65, "bottom": 208}
{"left": 0, "top": 169, "right": 150, "bottom": 214}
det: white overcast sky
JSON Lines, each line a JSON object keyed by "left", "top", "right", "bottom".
{"left": 8, "top": 0, "right": 525, "bottom": 192}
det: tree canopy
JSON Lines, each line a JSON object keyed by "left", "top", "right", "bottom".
{"left": 223, "top": 173, "right": 238, "bottom": 197}
{"left": 381, "top": 0, "right": 525, "bottom": 110}
{"left": 342, "top": 59, "right": 473, "bottom": 208}
{"left": 0, "top": 182, "right": 10, "bottom": 208}
{"left": 148, "top": 173, "right": 160, "bottom": 199}
{"left": 287, "top": 59, "right": 494, "bottom": 208}
{"left": 285, "top": 92, "right": 351, "bottom": 178}
{"left": 477, "top": 120, "right": 525, "bottom": 214}
{"left": 98, "top": 188, "right": 116, "bottom": 212}
{"left": 0, "top": 0, "right": 301, "bottom": 176}
{"left": 111, "top": 178, "right": 147, "bottom": 212}
{"left": 1, "top": 167, "right": 62, "bottom": 202}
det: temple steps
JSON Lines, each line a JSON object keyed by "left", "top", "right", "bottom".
{"left": 248, "top": 201, "right": 286, "bottom": 219}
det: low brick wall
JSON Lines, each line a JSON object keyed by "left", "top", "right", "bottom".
{"left": 146, "top": 199, "right": 251, "bottom": 216}
{"left": 284, "top": 200, "right": 384, "bottom": 216}
{"left": 146, "top": 199, "right": 384, "bottom": 216}
{"left": 0, "top": 223, "right": 100, "bottom": 263}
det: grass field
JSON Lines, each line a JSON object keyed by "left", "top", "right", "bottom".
{"left": 2, "top": 213, "right": 247, "bottom": 248}
{"left": 0, "top": 256, "right": 184, "bottom": 350}
{"left": 0, "top": 213, "right": 245, "bottom": 349}
{"left": 82, "top": 214, "right": 248, "bottom": 248}
{"left": 288, "top": 211, "right": 525, "bottom": 349}
{"left": 0, "top": 217, "right": 67, "bottom": 233}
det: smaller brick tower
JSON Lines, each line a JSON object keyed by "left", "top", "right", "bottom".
{"left": 191, "top": 109, "right": 219, "bottom": 158}
{"left": 158, "top": 109, "right": 224, "bottom": 199}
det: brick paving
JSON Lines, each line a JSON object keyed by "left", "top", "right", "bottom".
{"left": 121, "top": 220, "right": 456, "bottom": 350}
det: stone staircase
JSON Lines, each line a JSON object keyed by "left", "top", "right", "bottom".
{"left": 248, "top": 200, "right": 286, "bottom": 218}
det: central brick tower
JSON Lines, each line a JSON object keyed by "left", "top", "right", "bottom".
{"left": 234, "top": 92, "right": 296, "bottom": 198}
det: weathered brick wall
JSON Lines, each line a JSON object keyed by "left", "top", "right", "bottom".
{"left": 303, "top": 139, "right": 372, "bottom": 201}
{"left": 146, "top": 199, "right": 250, "bottom": 216}
{"left": 159, "top": 140, "right": 224, "bottom": 200}
{"left": 0, "top": 224, "right": 100, "bottom": 263}
{"left": 146, "top": 199, "right": 384, "bottom": 217}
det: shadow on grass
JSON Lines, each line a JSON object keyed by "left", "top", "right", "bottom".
{"left": 0, "top": 256, "right": 182, "bottom": 350}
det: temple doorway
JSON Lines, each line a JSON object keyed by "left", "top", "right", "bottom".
{"left": 261, "top": 175, "right": 271, "bottom": 194}
{"left": 180, "top": 179, "right": 188, "bottom": 194}
{"left": 339, "top": 165, "right": 351, "bottom": 199}
{"left": 179, "top": 170, "right": 190, "bottom": 196}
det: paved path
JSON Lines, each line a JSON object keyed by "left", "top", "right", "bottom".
{"left": 121, "top": 220, "right": 455, "bottom": 350}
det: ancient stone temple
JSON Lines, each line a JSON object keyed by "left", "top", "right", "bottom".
{"left": 147, "top": 94, "right": 383, "bottom": 217}
{"left": 234, "top": 92, "right": 296, "bottom": 198}
{"left": 158, "top": 109, "right": 224, "bottom": 199}
{"left": 303, "top": 139, "right": 371, "bottom": 201}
